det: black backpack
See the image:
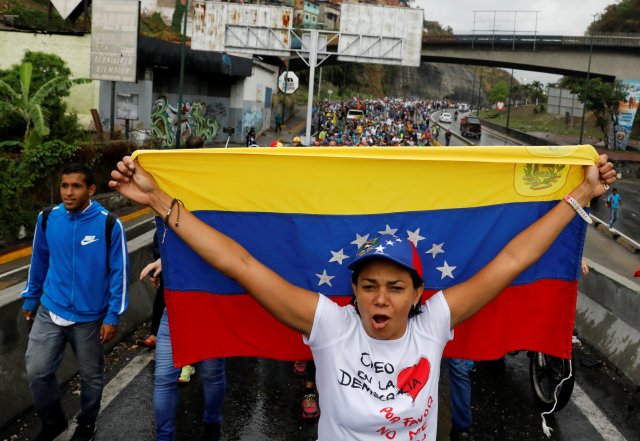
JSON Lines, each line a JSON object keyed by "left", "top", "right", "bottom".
{"left": 41, "top": 207, "right": 119, "bottom": 269}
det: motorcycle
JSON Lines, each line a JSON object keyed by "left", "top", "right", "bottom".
{"left": 528, "top": 351, "right": 575, "bottom": 412}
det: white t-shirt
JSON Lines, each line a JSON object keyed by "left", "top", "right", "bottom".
{"left": 305, "top": 291, "right": 453, "bottom": 441}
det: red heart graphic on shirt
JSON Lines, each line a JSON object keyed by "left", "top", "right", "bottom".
{"left": 397, "top": 356, "right": 431, "bottom": 401}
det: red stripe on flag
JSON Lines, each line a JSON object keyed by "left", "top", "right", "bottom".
{"left": 166, "top": 279, "right": 576, "bottom": 367}
{"left": 165, "top": 290, "right": 352, "bottom": 367}
{"left": 439, "top": 279, "right": 577, "bottom": 360}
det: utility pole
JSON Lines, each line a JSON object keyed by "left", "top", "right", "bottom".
{"left": 579, "top": 14, "right": 597, "bottom": 145}
{"left": 476, "top": 68, "right": 483, "bottom": 116}
{"left": 175, "top": 0, "right": 190, "bottom": 149}
{"left": 506, "top": 68, "right": 514, "bottom": 132}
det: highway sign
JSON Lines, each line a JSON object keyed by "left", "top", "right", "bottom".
{"left": 278, "top": 72, "right": 299, "bottom": 94}
{"left": 51, "top": 0, "right": 82, "bottom": 19}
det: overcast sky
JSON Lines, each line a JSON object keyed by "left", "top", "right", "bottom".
{"left": 414, "top": 0, "right": 617, "bottom": 84}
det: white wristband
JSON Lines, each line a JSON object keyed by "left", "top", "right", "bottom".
{"left": 564, "top": 195, "right": 593, "bottom": 224}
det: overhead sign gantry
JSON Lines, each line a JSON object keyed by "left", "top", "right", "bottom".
{"left": 191, "top": 1, "right": 423, "bottom": 145}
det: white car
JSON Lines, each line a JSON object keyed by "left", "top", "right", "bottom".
{"left": 439, "top": 112, "right": 452, "bottom": 123}
{"left": 346, "top": 109, "right": 365, "bottom": 120}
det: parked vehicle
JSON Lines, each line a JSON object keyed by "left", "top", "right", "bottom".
{"left": 346, "top": 109, "right": 365, "bottom": 120}
{"left": 439, "top": 112, "right": 452, "bottom": 123}
{"left": 460, "top": 115, "right": 482, "bottom": 139}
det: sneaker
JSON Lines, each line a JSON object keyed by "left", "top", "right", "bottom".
{"left": 178, "top": 365, "right": 196, "bottom": 383}
{"left": 70, "top": 423, "right": 96, "bottom": 441}
{"left": 301, "top": 393, "right": 320, "bottom": 419}
{"left": 199, "top": 422, "right": 221, "bottom": 441}
{"left": 451, "top": 431, "right": 472, "bottom": 441}
{"left": 293, "top": 361, "right": 307, "bottom": 376}
{"left": 139, "top": 335, "right": 156, "bottom": 349}
{"left": 33, "top": 420, "right": 68, "bottom": 441}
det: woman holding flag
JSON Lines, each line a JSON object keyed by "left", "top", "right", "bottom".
{"left": 110, "top": 154, "right": 614, "bottom": 440}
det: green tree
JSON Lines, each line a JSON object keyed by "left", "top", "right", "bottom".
{"left": 488, "top": 80, "right": 509, "bottom": 105}
{"left": 588, "top": 0, "right": 640, "bottom": 33}
{"left": 563, "top": 77, "right": 628, "bottom": 148}
{"left": 0, "top": 62, "right": 88, "bottom": 149}
{"left": 529, "top": 81, "right": 545, "bottom": 111}
{"left": 0, "top": 53, "right": 90, "bottom": 242}
{"left": 0, "top": 51, "right": 88, "bottom": 144}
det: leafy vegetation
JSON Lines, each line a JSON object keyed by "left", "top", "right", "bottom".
{"left": 0, "top": 53, "right": 91, "bottom": 243}
{"left": 488, "top": 80, "right": 509, "bottom": 106}
{"left": 0, "top": 0, "right": 85, "bottom": 32}
{"left": 589, "top": 0, "right": 640, "bottom": 33}
{"left": 560, "top": 77, "right": 628, "bottom": 148}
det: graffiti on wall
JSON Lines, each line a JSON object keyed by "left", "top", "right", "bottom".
{"left": 242, "top": 108, "right": 264, "bottom": 135}
{"left": 151, "top": 97, "right": 227, "bottom": 146}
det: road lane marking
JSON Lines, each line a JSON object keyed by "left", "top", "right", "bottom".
{"left": 572, "top": 383, "right": 628, "bottom": 441}
{"left": 58, "top": 350, "right": 154, "bottom": 440}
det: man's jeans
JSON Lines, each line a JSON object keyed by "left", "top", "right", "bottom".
{"left": 448, "top": 358, "right": 473, "bottom": 433}
{"left": 609, "top": 207, "right": 619, "bottom": 228}
{"left": 155, "top": 309, "right": 227, "bottom": 441}
{"left": 25, "top": 305, "right": 104, "bottom": 429}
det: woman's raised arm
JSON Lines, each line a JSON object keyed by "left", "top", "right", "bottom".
{"left": 110, "top": 157, "right": 319, "bottom": 337}
{"left": 444, "top": 154, "right": 616, "bottom": 328}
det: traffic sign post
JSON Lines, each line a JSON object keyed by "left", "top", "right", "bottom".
{"left": 278, "top": 72, "right": 299, "bottom": 94}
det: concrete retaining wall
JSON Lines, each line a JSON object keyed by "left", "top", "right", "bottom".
{"left": 0, "top": 230, "right": 156, "bottom": 430}
{"left": 1, "top": 234, "right": 639, "bottom": 429}
{"left": 576, "top": 258, "right": 640, "bottom": 387}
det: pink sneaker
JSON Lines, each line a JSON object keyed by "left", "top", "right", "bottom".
{"left": 293, "top": 361, "right": 307, "bottom": 376}
{"left": 302, "top": 393, "right": 320, "bottom": 419}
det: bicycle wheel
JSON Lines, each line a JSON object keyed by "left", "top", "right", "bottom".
{"left": 529, "top": 352, "right": 575, "bottom": 412}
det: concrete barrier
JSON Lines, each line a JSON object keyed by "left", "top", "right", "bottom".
{"left": 577, "top": 258, "right": 640, "bottom": 387}
{"left": 0, "top": 230, "right": 156, "bottom": 430}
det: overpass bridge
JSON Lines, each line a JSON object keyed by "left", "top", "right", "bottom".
{"left": 283, "top": 32, "right": 640, "bottom": 81}
{"left": 421, "top": 32, "right": 640, "bottom": 80}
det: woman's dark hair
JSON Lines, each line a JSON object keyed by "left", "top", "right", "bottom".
{"left": 62, "top": 163, "right": 94, "bottom": 187}
{"left": 350, "top": 260, "right": 423, "bottom": 318}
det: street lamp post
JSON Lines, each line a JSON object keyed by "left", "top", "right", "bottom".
{"left": 579, "top": 14, "right": 597, "bottom": 145}
{"left": 506, "top": 68, "right": 514, "bottom": 132}
{"left": 475, "top": 68, "right": 483, "bottom": 116}
{"left": 175, "top": 0, "right": 190, "bottom": 149}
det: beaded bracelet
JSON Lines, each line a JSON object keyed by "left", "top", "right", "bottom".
{"left": 162, "top": 198, "right": 184, "bottom": 243}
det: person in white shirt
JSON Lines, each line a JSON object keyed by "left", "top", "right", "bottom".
{"left": 109, "top": 154, "right": 615, "bottom": 440}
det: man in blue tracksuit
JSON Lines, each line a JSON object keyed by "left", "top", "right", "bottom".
{"left": 22, "top": 163, "right": 129, "bottom": 441}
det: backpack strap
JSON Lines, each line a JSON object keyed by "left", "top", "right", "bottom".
{"left": 105, "top": 212, "right": 118, "bottom": 271}
{"left": 41, "top": 207, "right": 54, "bottom": 233}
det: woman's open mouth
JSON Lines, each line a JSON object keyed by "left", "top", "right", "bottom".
{"left": 371, "top": 314, "right": 391, "bottom": 329}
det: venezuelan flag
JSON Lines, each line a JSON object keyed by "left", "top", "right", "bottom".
{"left": 133, "top": 146, "right": 598, "bottom": 367}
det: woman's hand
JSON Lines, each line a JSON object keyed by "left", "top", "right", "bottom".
{"left": 109, "top": 157, "right": 159, "bottom": 208}
{"left": 594, "top": 154, "right": 616, "bottom": 197}
{"left": 140, "top": 258, "right": 163, "bottom": 289}
{"left": 578, "top": 154, "right": 615, "bottom": 202}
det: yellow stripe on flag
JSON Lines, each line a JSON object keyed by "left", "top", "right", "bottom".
{"left": 132, "top": 146, "right": 598, "bottom": 214}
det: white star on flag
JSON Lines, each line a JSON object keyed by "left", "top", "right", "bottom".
{"left": 329, "top": 248, "right": 349, "bottom": 265}
{"left": 426, "top": 243, "right": 445, "bottom": 258}
{"left": 374, "top": 245, "right": 386, "bottom": 253}
{"left": 436, "top": 261, "right": 457, "bottom": 279}
{"left": 406, "top": 228, "right": 425, "bottom": 247}
{"left": 316, "top": 269, "right": 335, "bottom": 287}
{"left": 378, "top": 225, "right": 398, "bottom": 236}
{"left": 351, "top": 233, "right": 369, "bottom": 249}
{"left": 385, "top": 240, "right": 396, "bottom": 246}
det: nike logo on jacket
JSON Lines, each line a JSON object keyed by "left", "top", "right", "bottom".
{"left": 81, "top": 236, "right": 99, "bottom": 245}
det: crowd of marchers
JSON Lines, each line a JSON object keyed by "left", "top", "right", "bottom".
{"left": 304, "top": 97, "right": 465, "bottom": 147}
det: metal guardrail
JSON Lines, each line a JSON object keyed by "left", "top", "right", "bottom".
{"left": 423, "top": 32, "right": 640, "bottom": 50}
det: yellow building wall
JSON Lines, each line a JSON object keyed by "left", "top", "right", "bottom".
{"left": 0, "top": 31, "right": 100, "bottom": 128}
